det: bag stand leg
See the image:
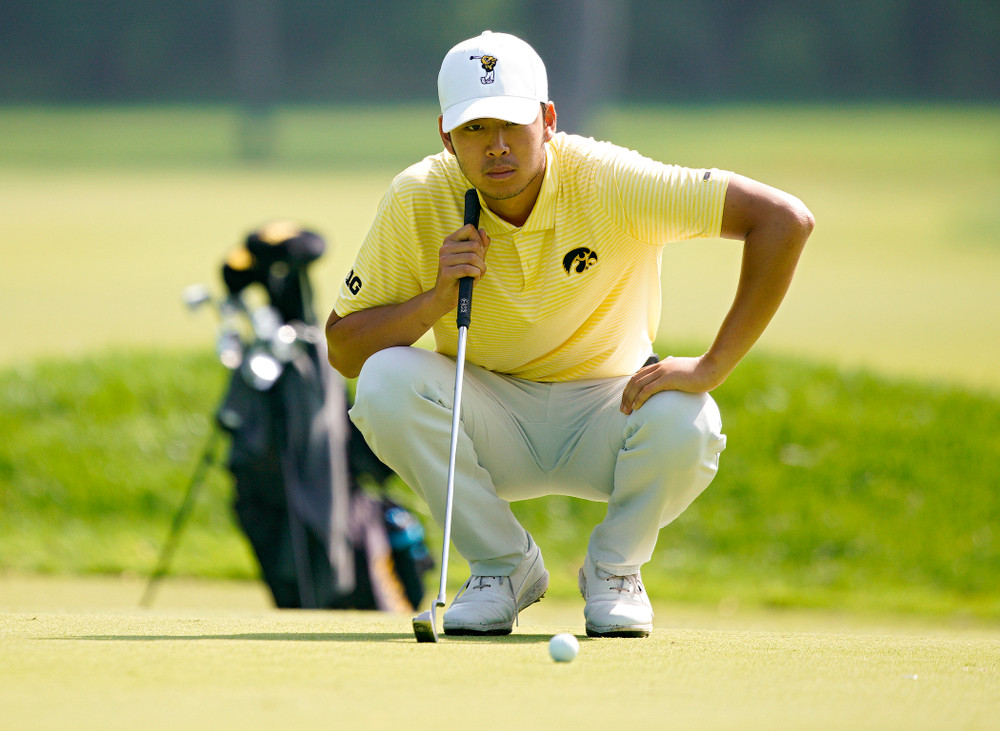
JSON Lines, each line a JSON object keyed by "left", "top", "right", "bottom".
{"left": 140, "top": 429, "right": 222, "bottom": 608}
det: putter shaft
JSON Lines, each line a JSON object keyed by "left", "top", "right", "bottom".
{"left": 412, "top": 189, "right": 479, "bottom": 643}
{"left": 411, "top": 325, "right": 468, "bottom": 643}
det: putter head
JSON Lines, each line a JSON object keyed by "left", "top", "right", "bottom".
{"left": 412, "top": 601, "right": 444, "bottom": 643}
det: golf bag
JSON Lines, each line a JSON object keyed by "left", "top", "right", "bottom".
{"left": 214, "top": 222, "right": 433, "bottom": 610}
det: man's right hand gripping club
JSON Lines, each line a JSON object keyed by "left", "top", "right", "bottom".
{"left": 435, "top": 221, "right": 491, "bottom": 317}
{"left": 324, "top": 222, "right": 490, "bottom": 379}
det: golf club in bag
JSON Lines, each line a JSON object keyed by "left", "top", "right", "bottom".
{"left": 143, "top": 222, "right": 433, "bottom": 610}
{"left": 412, "top": 189, "right": 480, "bottom": 642}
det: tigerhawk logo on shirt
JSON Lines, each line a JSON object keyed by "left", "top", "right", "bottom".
{"left": 562, "top": 247, "right": 598, "bottom": 275}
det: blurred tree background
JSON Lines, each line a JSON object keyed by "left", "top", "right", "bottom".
{"left": 2, "top": 0, "right": 997, "bottom": 134}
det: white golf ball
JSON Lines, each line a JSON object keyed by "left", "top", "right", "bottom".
{"left": 548, "top": 633, "right": 579, "bottom": 662}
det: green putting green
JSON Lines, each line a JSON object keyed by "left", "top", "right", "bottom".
{"left": 2, "top": 576, "right": 998, "bottom": 731}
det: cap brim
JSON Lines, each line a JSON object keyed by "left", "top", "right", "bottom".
{"left": 441, "top": 96, "right": 542, "bottom": 133}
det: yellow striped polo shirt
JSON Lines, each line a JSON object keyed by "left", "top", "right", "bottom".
{"left": 334, "top": 132, "right": 730, "bottom": 382}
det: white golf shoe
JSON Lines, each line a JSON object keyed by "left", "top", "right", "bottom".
{"left": 443, "top": 535, "right": 549, "bottom": 635}
{"left": 578, "top": 555, "right": 653, "bottom": 637}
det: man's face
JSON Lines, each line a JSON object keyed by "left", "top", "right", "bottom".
{"left": 439, "top": 104, "right": 556, "bottom": 220}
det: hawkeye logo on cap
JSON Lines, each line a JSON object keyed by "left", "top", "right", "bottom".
{"left": 470, "top": 54, "right": 497, "bottom": 84}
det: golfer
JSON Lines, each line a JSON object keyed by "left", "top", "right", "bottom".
{"left": 326, "top": 31, "right": 814, "bottom": 637}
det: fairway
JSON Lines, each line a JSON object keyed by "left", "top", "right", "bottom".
{"left": 1, "top": 105, "right": 998, "bottom": 393}
{"left": 2, "top": 577, "right": 998, "bottom": 731}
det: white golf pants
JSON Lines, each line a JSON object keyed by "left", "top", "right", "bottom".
{"left": 350, "top": 346, "right": 726, "bottom": 576}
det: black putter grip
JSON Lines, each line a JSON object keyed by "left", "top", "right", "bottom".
{"left": 457, "top": 189, "right": 481, "bottom": 329}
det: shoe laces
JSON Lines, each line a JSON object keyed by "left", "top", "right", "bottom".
{"left": 459, "top": 575, "right": 521, "bottom": 625}
{"left": 598, "top": 570, "right": 643, "bottom": 596}
{"left": 467, "top": 575, "right": 511, "bottom": 593}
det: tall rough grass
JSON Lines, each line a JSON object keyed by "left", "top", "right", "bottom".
{"left": 1, "top": 348, "right": 997, "bottom": 619}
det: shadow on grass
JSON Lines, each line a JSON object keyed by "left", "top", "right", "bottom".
{"left": 48, "top": 631, "right": 589, "bottom": 644}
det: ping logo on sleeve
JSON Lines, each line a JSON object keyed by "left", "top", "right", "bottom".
{"left": 345, "top": 269, "right": 362, "bottom": 294}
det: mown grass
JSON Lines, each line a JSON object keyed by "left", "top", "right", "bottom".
{"left": 1, "top": 348, "right": 997, "bottom": 621}
{"left": 0, "top": 350, "right": 257, "bottom": 578}
{"left": 1, "top": 104, "right": 999, "bottom": 391}
{"left": 2, "top": 606, "right": 998, "bottom": 731}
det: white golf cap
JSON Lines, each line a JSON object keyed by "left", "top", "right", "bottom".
{"left": 438, "top": 30, "right": 548, "bottom": 133}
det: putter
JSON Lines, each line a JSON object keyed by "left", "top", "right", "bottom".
{"left": 413, "top": 188, "right": 481, "bottom": 642}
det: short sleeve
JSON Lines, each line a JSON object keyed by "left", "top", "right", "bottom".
{"left": 594, "top": 145, "right": 731, "bottom": 245}
{"left": 333, "top": 184, "right": 423, "bottom": 318}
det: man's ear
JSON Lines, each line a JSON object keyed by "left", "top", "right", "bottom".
{"left": 542, "top": 102, "right": 557, "bottom": 142}
{"left": 438, "top": 116, "right": 455, "bottom": 154}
